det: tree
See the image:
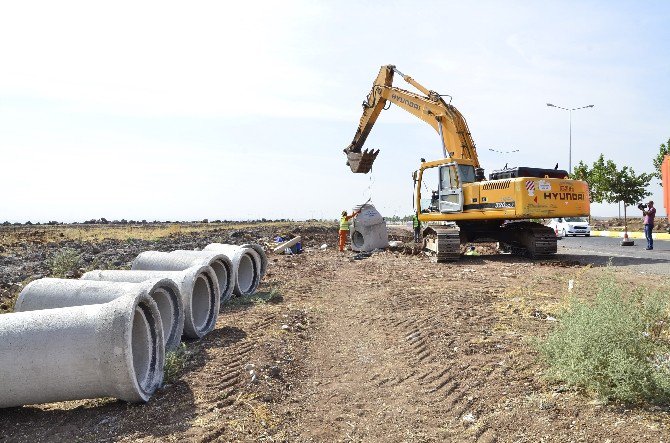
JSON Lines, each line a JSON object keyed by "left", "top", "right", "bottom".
{"left": 652, "top": 138, "right": 670, "bottom": 186}
{"left": 573, "top": 155, "right": 652, "bottom": 231}
{"left": 607, "top": 165, "right": 652, "bottom": 235}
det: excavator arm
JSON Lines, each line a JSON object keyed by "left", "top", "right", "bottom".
{"left": 343, "top": 65, "right": 479, "bottom": 173}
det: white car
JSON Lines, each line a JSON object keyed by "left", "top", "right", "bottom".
{"left": 547, "top": 217, "right": 591, "bottom": 237}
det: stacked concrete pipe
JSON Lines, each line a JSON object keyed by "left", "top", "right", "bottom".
{"left": 132, "top": 251, "right": 233, "bottom": 304}
{"left": 16, "top": 277, "right": 184, "bottom": 351}
{"left": 82, "top": 265, "right": 219, "bottom": 339}
{"left": 170, "top": 250, "right": 235, "bottom": 303}
{"left": 203, "top": 244, "right": 261, "bottom": 296}
{"left": 0, "top": 291, "right": 164, "bottom": 407}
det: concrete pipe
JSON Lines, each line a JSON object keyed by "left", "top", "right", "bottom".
{"left": 82, "top": 265, "right": 219, "bottom": 339}
{"left": 16, "top": 277, "right": 184, "bottom": 351}
{"left": 203, "top": 244, "right": 259, "bottom": 296}
{"left": 0, "top": 291, "right": 164, "bottom": 407}
{"left": 132, "top": 251, "right": 232, "bottom": 304}
{"left": 168, "top": 250, "right": 234, "bottom": 303}
{"left": 350, "top": 203, "right": 389, "bottom": 252}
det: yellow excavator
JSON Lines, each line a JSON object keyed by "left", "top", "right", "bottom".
{"left": 343, "top": 64, "right": 590, "bottom": 261}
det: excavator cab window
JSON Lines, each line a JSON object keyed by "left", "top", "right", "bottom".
{"left": 438, "top": 164, "right": 463, "bottom": 213}
{"left": 457, "top": 165, "right": 476, "bottom": 183}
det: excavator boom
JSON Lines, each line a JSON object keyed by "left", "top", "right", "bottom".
{"left": 343, "top": 65, "right": 479, "bottom": 173}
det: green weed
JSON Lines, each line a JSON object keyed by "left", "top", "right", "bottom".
{"left": 164, "top": 343, "right": 189, "bottom": 383}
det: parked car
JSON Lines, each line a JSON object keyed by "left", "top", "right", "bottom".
{"left": 546, "top": 217, "right": 591, "bottom": 237}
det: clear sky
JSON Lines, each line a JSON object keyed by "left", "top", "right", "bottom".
{"left": 1, "top": 0, "right": 668, "bottom": 222}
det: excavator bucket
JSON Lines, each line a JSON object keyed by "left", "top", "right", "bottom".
{"left": 345, "top": 148, "right": 379, "bottom": 174}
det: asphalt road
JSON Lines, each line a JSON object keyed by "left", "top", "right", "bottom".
{"left": 556, "top": 235, "right": 670, "bottom": 276}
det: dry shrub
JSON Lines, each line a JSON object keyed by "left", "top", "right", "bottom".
{"left": 539, "top": 273, "right": 670, "bottom": 404}
{"left": 47, "top": 248, "right": 81, "bottom": 278}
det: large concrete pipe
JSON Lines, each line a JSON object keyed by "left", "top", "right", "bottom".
{"left": 350, "top": 203, "right": 389, "bottom": 252}
{"left": 168, "top": 250, "right": 234, "bottom": 303}
{"left": 82, "top": 265, "right": 219, "bottom": 339}
{"left": 16, "top": 278, "right": 184, "bottom": 351}
{"left": 0, "top": 291, "right": 164, "bottom": 407}
{"left": 203, "top": 244, "right": 260, "bottom": 296}
{"left": 132, "top": 251, "right": 232, "bottom": 304}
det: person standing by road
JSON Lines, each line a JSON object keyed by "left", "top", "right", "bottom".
{"left": 339, "top": 209, "right": 361, "bottom": 252}
{"left": 642, "top": 201, "right": 656, "bottom": 250}
{"left": 412, "top": 213, "right": 421, "bottom": 243}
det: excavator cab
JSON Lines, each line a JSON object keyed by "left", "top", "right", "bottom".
{"left": 416, "top": 160, "right": 466, "bottom": 214}
{"left": 438, "top": 163, "right": 463, "bottom": 213}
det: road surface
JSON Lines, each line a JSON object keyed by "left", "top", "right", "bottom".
{"left": 556, "top": 235, "right": 670, "bottom": 276}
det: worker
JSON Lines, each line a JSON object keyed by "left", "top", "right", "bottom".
{"left": 412, "top": 213, "right": 421, "bottom": 243}
{"left": 339, "top": 209, "right": 361, "bottom": 252}
{"left": 641, "top": 200, "right": 656, "bottom": 250}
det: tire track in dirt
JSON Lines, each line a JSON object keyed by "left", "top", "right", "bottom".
{"left": 369, "top": 269, "right": 512, "bottom": 441}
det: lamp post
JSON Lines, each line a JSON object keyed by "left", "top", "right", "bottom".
{"left": 546, "top": 103, "right": 594, "bottom": 174}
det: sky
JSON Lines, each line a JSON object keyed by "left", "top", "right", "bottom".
{"left": 1, "top": 0, "right": 669, "bottom": 222}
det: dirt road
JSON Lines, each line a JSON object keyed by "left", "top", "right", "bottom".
{"left": 1, "top": 224, "right": 669, "bottom": 442}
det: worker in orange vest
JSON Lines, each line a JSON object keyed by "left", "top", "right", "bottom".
{"left": 339, "top": 209, "right": 361, "bottom": 252}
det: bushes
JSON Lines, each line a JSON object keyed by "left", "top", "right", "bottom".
{"left": 539, "top": 274, "right": 670, "bottom": 404}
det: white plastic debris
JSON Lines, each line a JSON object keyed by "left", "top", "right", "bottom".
{"left": 461, "top": 412, "right": 476, "bottom": 424}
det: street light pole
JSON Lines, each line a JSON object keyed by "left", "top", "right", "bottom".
{"left": 546, "top": 103, "right": 594, "bottom": 173}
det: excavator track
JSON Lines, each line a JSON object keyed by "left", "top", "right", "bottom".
{"left": 501, "top": 222, "right": 557, "bottom": 258}
{"left": 423, "top": 226, "right": 461, "bottom": 262}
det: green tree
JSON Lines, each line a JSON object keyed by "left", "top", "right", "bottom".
{"left": 572, "top": 155, "right": 617, "bottom": 204}
{"left": 652, "top": 138, "right": 670, "bottom": 186}
{"left": 607, "top": 165, "right": 652, "bottom": 234}
{"left": 574, "top": 155, "right": 652, "bottom": 230}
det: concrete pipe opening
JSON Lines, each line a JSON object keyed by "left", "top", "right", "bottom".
{"left": 149, "top": 288, "right": 174, "bottom": 347}
{"left": 352, "top": 230, "right": 365, "bottom": 249}
{"left": 209, "top": 260, "right": 228, "bottom": 301}
{"left": 132, "top": 304, "right": 154, "bottom": 393}
{"left": 237, "top": 254, "right": 255, "bottom": 295}
{"left": 128, "top": 294, "right": 163, "bottom": 401}
{"left": 241, "top": 243, "right": 268, "bottom": 279}
{"left": 191, "top": 275, "right": 212, "bottom": 333}
{"left": 141, "top": 278, "right": 184, "bottom": 351}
